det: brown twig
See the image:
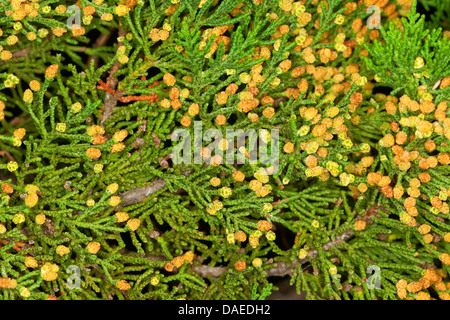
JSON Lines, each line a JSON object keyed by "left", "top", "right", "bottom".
{"left": 12, "top": 47, "right": 31, "bottom": 58}
{"left": 186, "top": 205, "right": 386, "bottom": 278}
{"left": 0, "top": 150, "right": 16, "bottom": 162}
{"left": 273, "top": 96, "right": 288, "bottom": 108}
{"left": 119, "top": 170, "right": 193, "bottom": 206}
{"left": 99, "top": 28, "right": 126, "bottom": 126}
{"left": 0, "top": 47, "right": 31, "bottom": 66}
{"left": 191, "top": 265, "right": 228, "bottom": 278}
{"left": 100, "top": 66, "right": 123, "bottom": 126}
